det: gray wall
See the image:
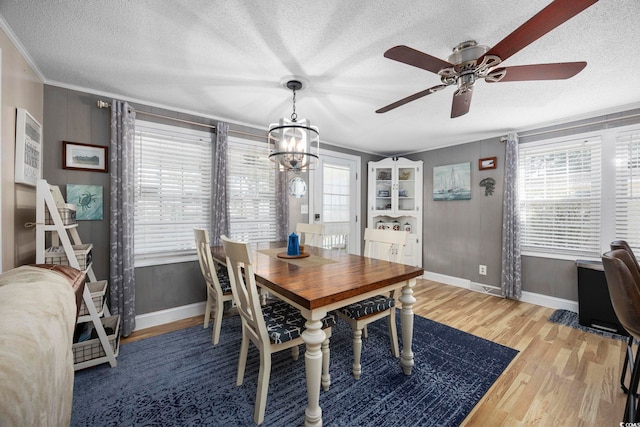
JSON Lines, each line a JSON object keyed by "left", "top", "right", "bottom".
{"left": 43, "top": 83, "right": 640, "bottom": 315}
{"left": 42, "top": 85, "right": 382, "bottom": 315}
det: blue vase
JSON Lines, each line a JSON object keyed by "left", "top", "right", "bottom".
{"left": 287, "top": 233, "right": 300, "bottom": 256}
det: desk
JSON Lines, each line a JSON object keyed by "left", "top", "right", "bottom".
{"left": 211, "top": 242, "right": 424, "bottom": 426}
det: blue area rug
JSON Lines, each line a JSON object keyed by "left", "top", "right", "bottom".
{"left": 548, "top": 309, "right": 629, "bottom": 342}
{"left": 72, "top": 313, "right": 518, "bottom": 426}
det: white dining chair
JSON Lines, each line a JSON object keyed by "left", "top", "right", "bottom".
{"left": 336, "top": 227, "right": 408, "bottom": 379}
{"left": 295, "top": 223, "right": 323, "bottom": 247}
{"left": 221, "top": 235, "right": 335, "bottom": 425}
{"left": 194, "top": 228, "right": 234, "bottom": 344}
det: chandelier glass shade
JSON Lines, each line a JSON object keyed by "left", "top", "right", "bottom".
{"left": 268, "top": 80, "right": 319, "bottom": 172}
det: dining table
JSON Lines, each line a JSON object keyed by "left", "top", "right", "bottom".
{"left": 210, "top": 241, "right": 424, "bottom": 427}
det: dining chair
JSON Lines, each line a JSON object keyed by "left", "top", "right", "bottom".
{"left": 610, "top": 240, "right": 640, "bottom": 396}
{"left": 221, "top": 235, "right": 335, "bottom": 425}
{"left": 194, "top": 228, "right": 234, "bottom": 344}
{"left": 295, "top": 222, "right": 323, "bottom": 247}
{"left": 336, "top": 227, "right": 408, "bottom": 379}
{"left": 602, "top": 249, "right": 640, "bottom": 422}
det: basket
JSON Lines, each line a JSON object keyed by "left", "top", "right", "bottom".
{"left": 44, "top": 243, "right": 93, "bottom": 270}
{"left": 73, "top": 315, "right": 120, "bottom": 364}
{"left": 78, "top": 280, "right": 108, "bottom": 316}
{"left": 44, "top": 204, "right": 76, "bottom": 225}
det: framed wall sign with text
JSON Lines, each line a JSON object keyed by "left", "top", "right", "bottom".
{"left": 14, "top": 108, "right": 43, "bottom": 186}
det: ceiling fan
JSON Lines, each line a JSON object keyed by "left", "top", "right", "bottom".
{"left": 376, "top": 0, "right": 599, "bottom": 118}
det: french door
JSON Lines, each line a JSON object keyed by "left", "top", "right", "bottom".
{"left": 310, "top": 149, "right": 361, "bottom": 255}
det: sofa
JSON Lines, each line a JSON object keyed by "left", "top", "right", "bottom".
{"left": 0, "top": 264, "right": 85, "bottom": 427}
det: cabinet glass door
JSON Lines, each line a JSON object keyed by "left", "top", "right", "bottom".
{"left": 374, "top": 167, "right": 393, "bottom": 212}
{"left": 397, "top": 167, "right": 417, "bottom": 211}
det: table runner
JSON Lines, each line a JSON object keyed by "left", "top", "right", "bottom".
{"left": 258, "top": 247, "right": 336, "bottom": 267}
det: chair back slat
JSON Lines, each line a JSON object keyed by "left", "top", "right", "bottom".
{"left": 295, "top": 223, "right": 323, "bottom": 247}
{"left": 221, "top": 236, "right": 268, "bottom": 343}
{"left": 363, "top": 228, "right": 408, "bottom": 263}
{"left": 194, "top": 228, "right": 224, "bottom": 296}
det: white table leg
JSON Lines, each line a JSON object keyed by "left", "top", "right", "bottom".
{"left": 399, "top": 278, "right": 416, "bottom": 375}
{"left": 302, "top": 316, "right": 326, "bottom": 427}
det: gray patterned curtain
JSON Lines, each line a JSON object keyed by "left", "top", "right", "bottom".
{"left": 109, "top": 100, "right": 136, "bottom": 336}
{"left": 501, "top": 132, "right": 522, "bottom": 299}
{"left": 275, "top": 171, "right": 289, "bottom": 240}
{"left": 211, "top": 122, "right": 229, "bottom": 246}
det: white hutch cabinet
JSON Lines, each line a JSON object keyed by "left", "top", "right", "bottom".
{"left": 368, "top": 157, "right": 423, "bottom": 267}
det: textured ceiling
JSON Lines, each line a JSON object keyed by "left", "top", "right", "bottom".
{"left": 1, "top": 0, "right": 639, "bottom": 155}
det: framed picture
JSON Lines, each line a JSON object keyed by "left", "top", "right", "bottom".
{"left": 66, "top": 184, "right": 104, "bottom": 220}
{"left": 14, "top": 108, "right": 43, "bottom": 186}
{"left": 63, "top": 141, "right": 109, "bottom": 172}
{"left": 378, "top": 190, "right": 390, "bottom": 197}
{"left": 479, "top": 157, "right": 497, "bottom": 170}
{"left": 433, "top": 162, "right": 471, "bottom": 201}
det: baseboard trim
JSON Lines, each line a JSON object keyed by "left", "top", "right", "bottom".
{"left": 134, "top": 302, "right": 206, "bottom": 331}
{"left": 423, "top": 271, "right": 579, "bottom": 312}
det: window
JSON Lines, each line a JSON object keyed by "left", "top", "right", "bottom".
{"left": 519, "top": 137, "right": 602, "bottom": 257}
{"left": 134, "top": 120, "right": 213, "bottom": 266}
{"left": 227, "top": 136, "right": 278, "bottom": 242}
{"left": 615, "top": 130, "right": 640, "bottom": 251}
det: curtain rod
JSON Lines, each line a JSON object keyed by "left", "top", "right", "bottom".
{"left": 96, "top": 100, "right": 265, "bottom": 139}
{"left": 500, "top": 111, "right": 640, "bottom": 142}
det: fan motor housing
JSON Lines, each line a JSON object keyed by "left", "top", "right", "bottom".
{"left": 447, "top": 41, "right": 489, "bottom": 66}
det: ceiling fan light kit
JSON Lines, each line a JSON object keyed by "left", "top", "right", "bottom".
{"left": 377, "top": 0, "right": 599, "bottom": 118}
{"left": 268, "top": 79, "right": 319, "bottom": 173}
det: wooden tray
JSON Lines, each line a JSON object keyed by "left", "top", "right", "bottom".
{"left": 277, "top": 252, "right": 310, "bottom": 259}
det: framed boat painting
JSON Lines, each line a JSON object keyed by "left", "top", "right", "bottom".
{"left": 433, "top": 162, "right": 471, "bottom": 201}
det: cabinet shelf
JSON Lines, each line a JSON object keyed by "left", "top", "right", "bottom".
{"left": 35, "top": 179, "right": 118, "bottom": 370}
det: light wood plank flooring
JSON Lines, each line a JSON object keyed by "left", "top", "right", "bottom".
{"left": 121, "top": 279, "right": 628, "bottom": 425}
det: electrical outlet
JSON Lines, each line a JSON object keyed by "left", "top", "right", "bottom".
{"left": 479, "top": 265, "right": 487, "bottom": 275}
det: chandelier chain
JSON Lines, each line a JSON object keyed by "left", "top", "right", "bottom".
{"left": 291, "top": 88, "right": 297, "bottom": 122}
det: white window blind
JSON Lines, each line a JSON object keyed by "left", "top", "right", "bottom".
{"left": 227, "top": 137, "right": 277, "bottom": 242}
{"left": 615, "top": 130, "right": 640, "bottom": 252}
{"left": 134, "top": 120, "right": 213, "bottom": 265}
{"left": 519, "top": 137, "right": 602, "bottom": 256}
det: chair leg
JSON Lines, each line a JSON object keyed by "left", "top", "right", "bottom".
{"left": 362, "top": 324, "right": 368, "bottom": 339}
{"left": 624, "top": 340, "right": 640, "bottom": 422}
{"left": 622, "top": 335, "right": 634, "bottom": 394}
{"left": 388, "top": 309, "right": 400, "bottom": 358}
{"left": 203, "top": 294, "right": 213, "bottom": 328}
{"left": 211, "top": 298, "right": 224, "bottom": 345}
{"left": 291, "top": 345, "right": 299, "bottom": 361}
{"left": 352, "top": 328, "right": 362, "bottom": 380}
{"left": 254, "top": 350, "right": 272, "bottom": 425}
{"left": 321, "top": 337, "right": 331, "bottom": 391}
{"left": 236, "top": 333, "right": 249, "bottom": 386}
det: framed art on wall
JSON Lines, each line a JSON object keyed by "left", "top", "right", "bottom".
{"left": 14, "top": 108, "right": 43, "bottom": 186}
{"left": 63, "top": 141, "right": 109, "bottom": 172}
{"left": 479, "top": 157, "right": 497, "bottom": 170}
{"left": 433, "top": 162, "right": 471, "bottom": 201}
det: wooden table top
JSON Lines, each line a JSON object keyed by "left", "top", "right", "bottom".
{"left": 211, "top": 242, "right": 424, "bottom": 310}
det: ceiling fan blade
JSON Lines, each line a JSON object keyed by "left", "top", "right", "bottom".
{"left": 384, "top": 45, "right": 453, "bottom": 74}
{"left": 481, "top": 0, "right": 598, "bottom": 63}
{"left": 376, "top": 85, "right": 447, "bottom": 114}
{"left": 451, "top": 90, "right": 473, "bottom": 118}
{"left": 487, "top": 62, "right": 587, "bottom": 82}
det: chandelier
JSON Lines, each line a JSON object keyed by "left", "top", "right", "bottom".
{"left": 268, "top": 79, "right": 319, "bottom": 173}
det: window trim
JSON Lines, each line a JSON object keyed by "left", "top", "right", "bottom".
{"left": 520, "top": 124, "right": 640, "bottom": 261}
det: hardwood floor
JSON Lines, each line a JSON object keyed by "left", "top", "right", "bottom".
{"left": 121, "top": 279, "right": 628, "bottom": 425}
